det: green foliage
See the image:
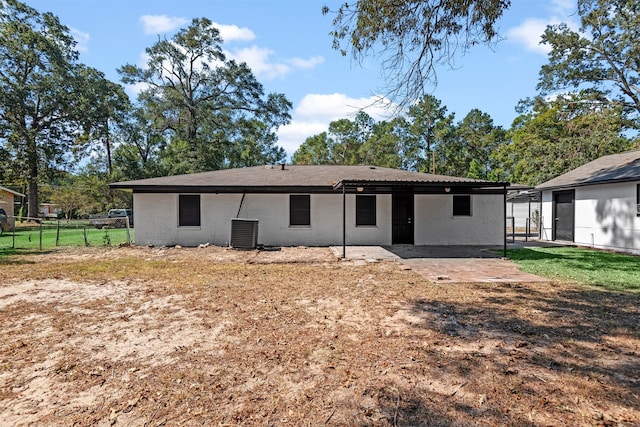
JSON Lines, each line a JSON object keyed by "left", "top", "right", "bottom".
{"left": 324, "top": 0, "right": 511, "bottom": 106}
{"left": 292, "top": 111, "right": 402, "bottom": 167}
{"left": 508, "top": 247, "right": 640, "bottom": 291}
{"left": 503, "top": 93, "right": 635, "bottom": 185}
{"left": 293, "top": 97, "right": 507, "bottom": 179}
{"left": 118, "top": 18, "right": 291, "bottom": 174}
{"left": 402, "top": 95, "right": 455, "bottom": 173}
{"left": 538, "top": 0, "right": 640, "bottom": 122}
{"left": 0, "top": 0, "right": 129, "bottom": 218}
{"left": 435, "top": 109, "right": 507, "bottom": 179}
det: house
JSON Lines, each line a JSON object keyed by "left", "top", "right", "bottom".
{"left": 40, "top": 203, "right": 63, "bottom": 219}
{"left": 536, "top": 149, "right": 640, "bottom": 255}
{"left": 110, "top": 165, "right": 509, "bottom": 252}
{"left": 0, "top": 185, "right": 25, "bottom": 228}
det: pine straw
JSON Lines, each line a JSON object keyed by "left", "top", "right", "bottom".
{"left": 0, "top": 246, "right": 638, "bottom": 426}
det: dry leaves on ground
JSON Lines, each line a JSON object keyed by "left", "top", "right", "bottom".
{"left": 0, "top": 246, "right": 638, "bottom": 426}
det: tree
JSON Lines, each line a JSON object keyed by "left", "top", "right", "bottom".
{"left": 119, "top": 18, "right": 291, "bottom": 174}
{"left": 323, "top": 0, "right": 511, "bottom": 106}
{"left": 442, "top": 109, "right": 506, "bottom": 179}
{"left": 0, "top": 0, "right": 127, "bottom": 218}
{"left": 400, "top": 95, "right": 455, "bottom": 173}
{"left": 504, "top": 93, "right": 636, "bottom": 185}
{"left": 74, "top": 66, "right": 131, "bottom": 177}
{"left": 538, "top": 0, "right": 640, "bottom": 124}
{"left": 292, "top": 111, "right": 402, "bottom": 167}
{"left": 291, "top": 133, "right": 333, "bottom": 165}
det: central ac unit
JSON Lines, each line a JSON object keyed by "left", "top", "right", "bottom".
{"left": 230, "top": 218, "right": 259, "bottom": 249}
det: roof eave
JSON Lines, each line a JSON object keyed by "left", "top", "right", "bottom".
{"left": 537, "top": 176, "right": 640, "bottom": 191}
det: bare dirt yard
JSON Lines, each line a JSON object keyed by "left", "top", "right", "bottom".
{"left": 0, "top": 245, "right": 638, "bottom": 426}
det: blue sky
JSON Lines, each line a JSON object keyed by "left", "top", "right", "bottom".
{"left": 27, "top": 0, "right": 580, "bottom": 158}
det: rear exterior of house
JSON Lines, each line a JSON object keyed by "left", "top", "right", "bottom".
{"left": 537, "top": 150, "right": 640, "bottom": 255}
{"left": 111, "top": 165, "right": 508, "bottom": 248}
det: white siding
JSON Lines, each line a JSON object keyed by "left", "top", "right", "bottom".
{"left": 540, "top": 182, "right": 640, "bottom": 254}
{"left": 414, "top": 194, "right": 504, "bottom": 246}
{"left": 507, "top": 200, "right": 538, "bottom": 229}
{"left": 540, "top": 191, "right": 554, "bottom": 241}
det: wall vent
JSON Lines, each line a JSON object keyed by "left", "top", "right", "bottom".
{"left": 230, "top": 218, "right": 259, "bottom": 249}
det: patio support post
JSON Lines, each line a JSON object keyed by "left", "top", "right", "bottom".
{"left": 342, "top": 184, "right": 346, "bottom": 258}
{"left": 503, "top": 184, "right": 507, "bottom": 258}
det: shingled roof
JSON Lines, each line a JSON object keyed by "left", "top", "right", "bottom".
{"left": 111, "top": 164, "right": 508, "bottom": 194}
{"left": 536, "top": 150, "right": 640, "bottom": 190}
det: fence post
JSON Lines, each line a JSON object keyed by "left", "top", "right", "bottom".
{"left": 56, "top": 220, "right": 60, "bottom": 246}
{"left": 39, "top": 220, "right": 43, "bottom": 251}
{"left": 125, "top": 216, "right": 131, "bottom": 245}
{"left": 83, "top": 226, "right": 88, "bottom": 246}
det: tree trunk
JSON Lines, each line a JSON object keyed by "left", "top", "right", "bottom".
{"left": 27, "top": 135, "right": 39, "bottom": 220}
{"left": 105, "top": 134, "right": 112, "bottom": 176}
{"left": 27, "top": 180, "right": 38, "bottom": 221}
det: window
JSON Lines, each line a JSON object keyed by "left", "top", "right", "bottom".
{"left": 179, "top": 194, "right": 201, "bottom": 226}
{"left": 453, "top": 195, "right": 471, "bottom": 216}
{"left": 290, "top": 195, "right": 310, "bottom": 226}
{"left": 637, "top": 184, "right": 640, "bottom": 217}
{"left": 356, "top": 195, "right": 376, "bottom": 226}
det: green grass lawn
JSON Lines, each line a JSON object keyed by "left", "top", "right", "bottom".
{"left": 0, "top": 221, "right": 133, "bottom": 250}
{"left": 508, "top": 246, "right": 640, "bottom": 292}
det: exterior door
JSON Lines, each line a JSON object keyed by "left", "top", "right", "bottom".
{"left": 392, "top": 192, "right": 414, "bottom": 244}
{"left": 553, "top": 190, "right": 575, "bottom": 241}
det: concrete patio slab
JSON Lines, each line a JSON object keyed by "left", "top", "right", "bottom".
{"left": 331, "top": 245, "right": 549, "bottom": 283}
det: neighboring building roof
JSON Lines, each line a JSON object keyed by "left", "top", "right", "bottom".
{"left": 111, "top": 164, "right": 509, "bottom": 194}
{"left": 536, "top": 150, "right": 640, "bottom": 190}
{"left": 0, "top": 185, "right": 25, "bottom": 198}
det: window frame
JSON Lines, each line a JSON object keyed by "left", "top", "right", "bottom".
{"left": 636, "top": 184, "right": 640, "bottom": 217}
{"left": 178, "top": 194, "right": 201, "bottom": 227}
{"left": 289, "top": 194, "right": 311, "bottom": 226}
{"left": 452, "top": 194, "right": 472, "bottom": 217}
{"left": 355, "top": 194, "right": 377, "bottom": 226}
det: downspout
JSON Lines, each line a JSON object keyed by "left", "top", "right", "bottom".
{"left": 236, "top": 192, "right": 246, "bottom": 218}
{"left": 342, "top": 184, "right": 346, "bottom": 258}
{"left": 503, "top": 184, "right": 507, "bottom": 258}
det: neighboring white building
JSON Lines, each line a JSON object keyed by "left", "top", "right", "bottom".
{"left": 110, "top": 164, "right": 509, "bottom": 250}
{"left": 537, "top": 150, "right": 640, "bottom": 255}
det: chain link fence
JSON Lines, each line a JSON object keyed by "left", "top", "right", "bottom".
{"left": 0, "top": 215, "right": 133, "bottom": 250}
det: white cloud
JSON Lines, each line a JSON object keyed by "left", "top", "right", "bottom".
{"left": 228, "top": 46, "right": 290, "bottom": 79}
{"left": 296, "top": 93, "right": 393, "bottom": 121}
{"left": 140, "top": 15, "right": 188, "bottom": 35}
{"left": 71, "top": 28, "right": 90, "bottom": 53}
{"left": 507, "top": 18, "right": 560, "bottom": 55}
{"left": 124, "top": 82, "right": 149, "bottom": 99}
{"left": 550, "top": 0, "right": 577, "bottom": 15}
{"left": 507, "top": 0, "right": 579, "bottom": 55}
{"left": 277, "top": 93, "right": 396, "bottom": 157}
{"left": 227, "top": 46, "right": 323, "bottom": 80}
{"left": 212, "top": 22, "right": 255, "bottom": 42}
{"left": 287, "top": 56, "right": 324, "bottom": 69}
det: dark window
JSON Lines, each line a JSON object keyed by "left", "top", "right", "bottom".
{"left": 637, "top": 184, "right": 640, "bottom": 217}
{"left": 290, "top": 195, "right": 310, "bottom": 226}
{"left": 356, "top": 195, "right": 376, "bottom": 226}
{"left": 453, "top": 195, "right": 471, "bottom": 216}
{"left": 179, "top": 194, "right": 201, "bottom": 226}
